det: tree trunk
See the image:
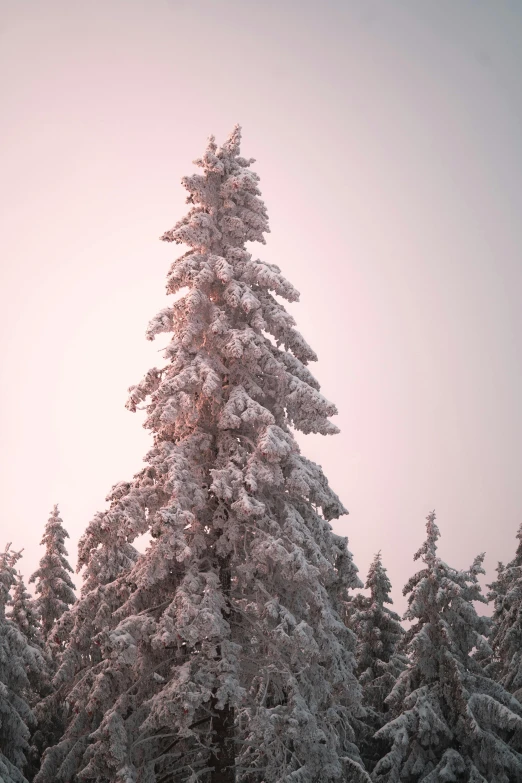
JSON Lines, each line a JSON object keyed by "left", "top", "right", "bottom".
{"left": 209, "top": 697, "right": 235, "bottom": 783}
{"left": 209, "top": 555, "right": 236, "bottom": 783}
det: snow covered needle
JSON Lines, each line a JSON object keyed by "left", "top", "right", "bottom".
{"left": 40, "top": 127, "right": 368, "bottom": 783}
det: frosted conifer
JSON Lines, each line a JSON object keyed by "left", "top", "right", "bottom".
{"left": 0, "top": 545, "right": 48, "bottom": 783}
{"left": 35, "top": 489, "right": 140, "bottom": 783}
{"left": 7, "top": 568, "right": 52, "bottom": 781}
{"left": 486, "top": 523, "right": 522, "bottom": 701}
{"left": 373, "top": 511, "right": 522, "bottom": 783}
{"left": 8, "top": 567, "right": 55, "bottom": 783}
{"left": 348, "top": 552, "right": 407, "bottom": 772}
{"left": 29, "top": 505, "right": 76, "bottom": 643}
{"left": 8, "top": 570, "right": 42, "bottom": 647}
{"left": 38, "top": 127, "right": 369, "bottom": 783}
{"left": 471, "top": 561, "right": 507, "bottom": 678}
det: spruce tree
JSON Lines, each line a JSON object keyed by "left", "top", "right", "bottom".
{"left": 348, "top": 552, "right": 407, "bottom": 772}
{"left": 8, "top": 568, "right": 52, "bottom": 782}
{"left": 8, "top": 570, "right": 42, "bottom": 647}
{"left": 486, "top": 523, "right": 522, "bottom": 700}
{"left": 0, "top": 545, "right": 48, "bottom": 783}
{"left": 472, "top": 561, "right": 507, "bottom": 679}
{"left": 35, "top": 488, "right": 140, "bottom": 783}
{"left": 29, "top": 505, "right": 76, "bottom": 642}
{"left": 37, "top": 127, "right": 369, "bottom": 783}
{"left": 373, "top": 511, "right": 522, "bottom": 783}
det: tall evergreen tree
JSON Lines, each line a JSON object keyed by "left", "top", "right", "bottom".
{"left": 37, "top": 127, "right": 369, "bottom": 783}
{"left": 29, "top": 505, "right": 76, "bottom": 643}
{"left": 485, "top": 523, "right": 522, "bottom": 700}
{"left": 0, "top": 545, "right": 48, "bottom": 783}
{"left": 348, "top": 552, "right": 407, "bottom": 772}
{"left": 373, "top": 512, "right": 522, "bottom": 783}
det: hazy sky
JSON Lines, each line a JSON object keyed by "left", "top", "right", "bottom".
{"left": 1, "top": 0, "right": 521, "bottom": 615}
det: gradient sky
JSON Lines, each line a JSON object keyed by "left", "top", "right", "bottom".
{"left": 1, "top": 0, "right": 521, "bottom": 615}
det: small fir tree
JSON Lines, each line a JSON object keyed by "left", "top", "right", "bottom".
{"left": 486, "top": 523, "right": 522, "bottom": 700}
{"left": 37, "top": 127, "right": 370, "bottom": 783}
{"left": 8, "top": 568, "right": 52, "bottom": 782}
{"left": 8, "top": 570, "right": 42, "bottom": 647}
{"left": 348, "top": 552, "right": 407, "bottom": 772}
{"left": 472, "top": 561, "right": 507, "bottom": 678}
{"left": 373, "top": 511, "right": 522, "bottom": 783}
{"left": 29, "top": 505, "right": 76, "bottom": 642}
{"left": 35, "top": 486, "right": 140, "bottom": 783}
{"left": 0, "top": 545, "right": 48, "bottom": 783}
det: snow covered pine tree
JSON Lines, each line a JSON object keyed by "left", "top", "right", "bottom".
{"left": 373, "top": 511, "right": 522, "bottom": 783}
{"left": 348, "top": 553, "right": 407, "bottom": 773}
{"left": 36, "top": 127, "right": 370, "bottom": 783}
{"left": 8, "top": 562, "right": 56, "bottom": 783}
{"left": 23, "top": 506, "right": 77, "bottom": 780}
{"left": 486, "top": 522, "right": 522, "bottom": 702}
{"left": 29, "top": 505, "right": 76, "bottom": 644}
{"left": 33, "top": 504, "right": 140, "bottom": 783}
{"left": 8, "top": 570, "right": 42, "bottom": 647}
{"left": 0, "top": 545, "right": 48, "bottom": 783}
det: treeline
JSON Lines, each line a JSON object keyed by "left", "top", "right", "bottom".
{"left": 3, "top": 508, "right": 522, "bottom": 781}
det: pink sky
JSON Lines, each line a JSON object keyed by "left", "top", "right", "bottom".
{"left": 1, "top": 0, "right": 521, "bottom": 614}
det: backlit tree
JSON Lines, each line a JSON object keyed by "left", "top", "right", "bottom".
{"left": 36, "top": 127, "right": 369, "bottom": 783}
